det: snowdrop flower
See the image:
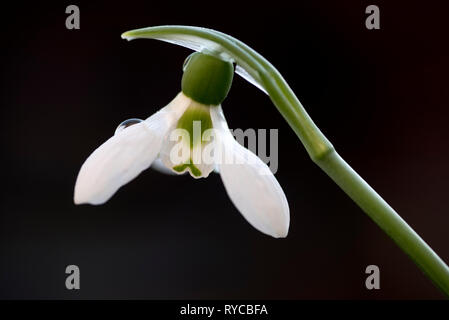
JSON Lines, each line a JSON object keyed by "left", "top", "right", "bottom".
{"left": 74, "top": 52, "right": 289, "bottom": 238}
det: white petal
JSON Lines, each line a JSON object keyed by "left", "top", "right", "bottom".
{"left": 159, "top": 134, "right": 216, "bottom": 179}
{"left": 151, "top": 157, "right": 179, "bottom": 175}
{"left": 159, "top": 101, "right": 216, "bottom": 179}
{"left": 143, "top": 92, "right": 192, "bottom": 126}
{"left": 210, "top": 106, "right": 290, "bottom": 238}
{"left": 187, "top": 123, "right": 217, "bottom": 179}
{"left": 74, "top": 93, "right": 190, "bottom": 205}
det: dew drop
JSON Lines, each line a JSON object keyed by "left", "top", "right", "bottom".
{"left": 114, "top": 118, "right": 143, "bottom": 135}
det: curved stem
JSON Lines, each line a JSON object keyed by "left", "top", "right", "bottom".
{"left": 316, "top": 151, "right": 449, "bottom": 295}
{"left": 260, "top": 64, "right": 449, "bottom": 296}
{"left": 122, "top": 25, "right": 449, "bottom": 296}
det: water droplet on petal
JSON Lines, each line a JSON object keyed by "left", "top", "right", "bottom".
{"left": 115, "top": 118, "right": 143, "bottom": 135}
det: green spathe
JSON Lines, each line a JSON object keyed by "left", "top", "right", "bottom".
{"left": 181, "top": 52, "right": 234, "bottom": 105}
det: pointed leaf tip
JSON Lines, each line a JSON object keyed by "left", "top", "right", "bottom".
{"left": 119, "top": 25, "right": 269, "bottom": 93}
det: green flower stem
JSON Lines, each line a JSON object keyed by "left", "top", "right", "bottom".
{"left": 317, "top": 151, "right": 449, "bottom": 296}
{"left": 122, "top": 26, "right": 449, "bottom": 295}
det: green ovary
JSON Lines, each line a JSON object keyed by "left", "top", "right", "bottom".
{"left": 181, "top": 52, "right": 234, "bottom": 105}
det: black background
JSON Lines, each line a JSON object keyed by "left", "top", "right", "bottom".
{"left": 1, "top": 0, "right": 449, "bottom": 299}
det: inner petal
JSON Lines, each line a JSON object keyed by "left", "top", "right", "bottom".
{"left": 159, "top": 101, "right": 217, "bottom": 178}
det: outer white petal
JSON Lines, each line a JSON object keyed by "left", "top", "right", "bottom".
{"left": 210, "top": 106, "right": 290, "bottom": 238}
{"left": 74, "top": 93, "right": 190, "bottom": 205}
{"left": 151, "top": 157, "right": 179, "bottom": 175}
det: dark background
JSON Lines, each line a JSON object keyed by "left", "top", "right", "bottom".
{"left": 1, "top": 0, "right": 448, "bottom": 299}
